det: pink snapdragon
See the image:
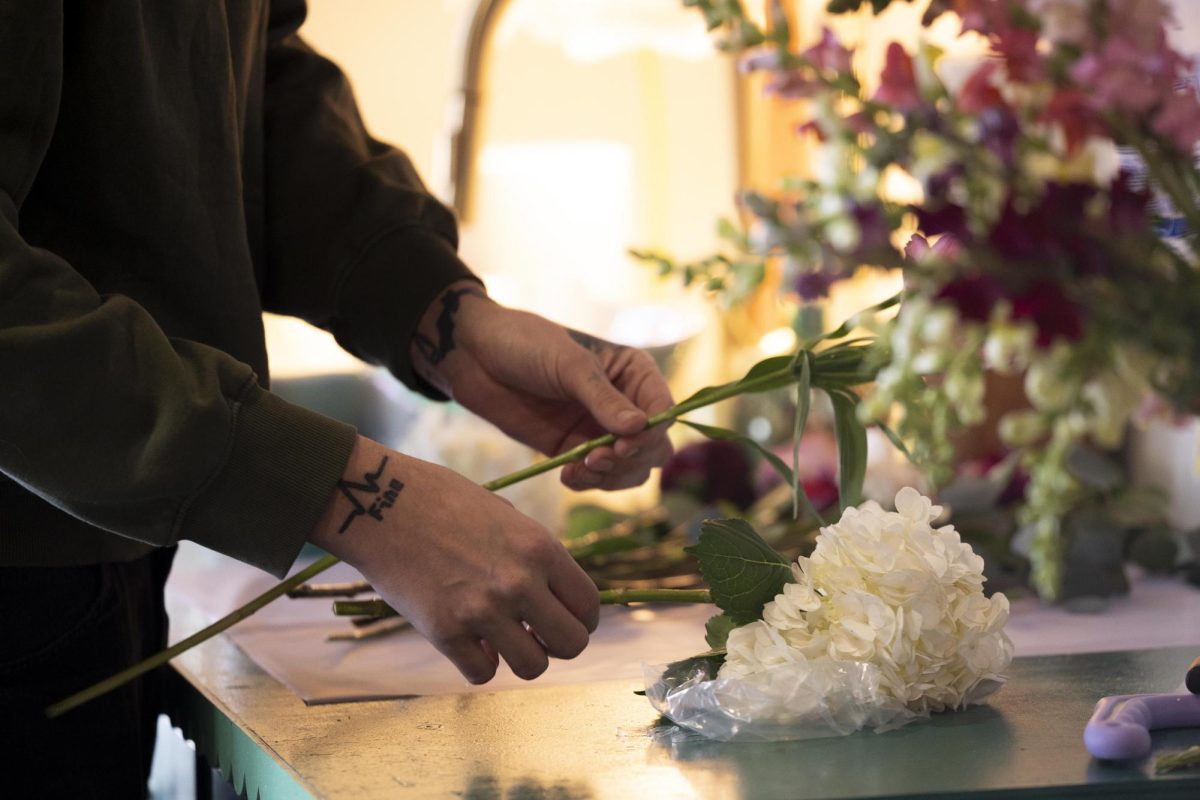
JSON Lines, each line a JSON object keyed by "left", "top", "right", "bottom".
{"left": 806, "top": 27, "right": 853, "bottom": 74}
{"left": 875, "top": 43, "right": 923, "bottom": 111}
{"left": 1152, "top": 91, "right": 1200, "bottom": 155}
{"left": 1071, "top": 35, "right": 1181, "bottom": 115}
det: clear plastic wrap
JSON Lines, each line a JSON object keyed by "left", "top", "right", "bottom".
{"left": 643, "top": 657, "right": 1004, "bottom": 742}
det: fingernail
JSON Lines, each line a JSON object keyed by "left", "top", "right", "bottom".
{"left": 589, "top": 457, "right": 615, "bottom": 473}
{"left": 618, "top": 444, "right": 640, "bottom": 459}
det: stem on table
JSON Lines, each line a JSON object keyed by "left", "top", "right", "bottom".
{"left": 287, "top": 580, "right": 374, "bottom": 599}
{"left": 45, "top": 355, "right": 817, "bottom": 719}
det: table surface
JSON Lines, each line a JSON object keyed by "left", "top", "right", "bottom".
{"left": 162, "top": 593, "right": 1200, "bottom": 800}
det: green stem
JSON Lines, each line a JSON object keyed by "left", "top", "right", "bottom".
{"left": 45, "top": 354, "right": 830, "bottom": 719}
{"left": 45, "top": 554, "right": 341, "bottom": 719}
{"left": 599, "top": 588, "right": 712, "bottom": 605}
{"left": 334, "top": 589, "right": 714, "bottom": 619}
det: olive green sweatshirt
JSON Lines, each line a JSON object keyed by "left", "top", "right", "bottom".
{"left": 0, "top": 0, "right": 475, "bottom": 576}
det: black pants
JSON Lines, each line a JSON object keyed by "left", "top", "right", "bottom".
{"left": 0, "top": 547, "right": 176, "bottom": 799}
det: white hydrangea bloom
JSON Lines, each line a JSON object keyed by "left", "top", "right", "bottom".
{"left": 717, "top": 488, "right": 1012, "bottom": 726}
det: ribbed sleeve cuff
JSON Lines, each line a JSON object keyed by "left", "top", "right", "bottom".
{"left": 177, "top": 384, "right": 357, "bottom": 577}
{"left": 331, "top": 225, "right": 480, "bottom": 401}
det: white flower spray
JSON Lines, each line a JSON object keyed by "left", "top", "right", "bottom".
{"left": 717, "top": 488, "right": 1012, "bottom": 727}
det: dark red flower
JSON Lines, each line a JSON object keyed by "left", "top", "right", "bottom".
{"left": 1039, "top": 90, "right": 1108, "bottom": 156}
{"left": 1011, "top": 282, "right": 1085, "bottom": 347}
{"left": 958, "top": 62, "right": 1006, "bottom": 114}
{"left": 935, "top": 274, "right": 1003, "bottom": 322}
{"left": 801, "top": 473, "right": 840, "bottom": 511}
{"left": 994, "top": 27, "right": 1043, "bottom": 82}
{"left": 660, "top": 440, "right": 758, "bottom": 510}
{"left": 915, "top": 203, "right": 970, "bottom": 239}
{"left": 1108, "top": 172, "right": 1151, "bottom": 233}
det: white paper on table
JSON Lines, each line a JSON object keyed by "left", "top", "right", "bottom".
{"left": 168, "top": 543, "right": 1200, "bottom": 705}
{"left": 168, "top": 543, "right": 715, "bottom": 704}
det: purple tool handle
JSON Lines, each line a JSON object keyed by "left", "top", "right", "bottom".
{"left": 1084, "top": 693, "right": 1200, "bottom": 760}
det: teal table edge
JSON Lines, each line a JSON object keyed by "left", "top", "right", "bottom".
{"left": 164, "top": 666, "right": 315, "bottom": 800}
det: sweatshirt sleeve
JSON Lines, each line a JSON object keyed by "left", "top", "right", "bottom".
{"left": 260, "top": 0, "right": 479, "bottom": 397}
{"left": 0, "top": 1, "right": 356, "bottom": 577}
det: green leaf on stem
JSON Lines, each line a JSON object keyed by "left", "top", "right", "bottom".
{"left": 787, "top": 354, "right": 828, "bottom": 526}
{"left": 876, "top": 421, "right": 914, "bottom": 463}
{"left": 704, "top": 613, "right": 737, "bottom": 650}
{"left": 830, "top": 390, "right": 867, "bottom": 511}
{"left": 686, "top": 518, "right": 794, "bottom": 625}
{"left": 804, "top": 292, "right": 901, "bottom": 350}
{"left": 676, "top": 354, "right": 798, "bottom": 408}
{"left": 678, "top": 419, "right": 793, "bottom": 487}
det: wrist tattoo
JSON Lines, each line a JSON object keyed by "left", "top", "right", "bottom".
{"left": 413, "top": 286, "right": 487, "bottom": 366}
{"left": 336, "top": 455, "right": 405, "bottom": 534}
{"left": 568, "top": 329, "right": 616, "bottom": 356}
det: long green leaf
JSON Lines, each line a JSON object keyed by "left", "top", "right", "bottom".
{"left": 804, "top": 292, "right": 901, "bottom": 350}
{"left": 829, "top": 390, "right": 867, "bottom": 511}
{"left": 678, "top": 419, "right": 793, "bottom": 487}
{"left": 685, "top": 518, "right": 794, "bottom": 624}
{"left": 876, "top": 422, "right": 914, "bottom": 463}
{"left": 676, "top": 355, "right": 797, "bottom": 407}
{"left": 791, "top": 353, "right": 827, "bottom": 525}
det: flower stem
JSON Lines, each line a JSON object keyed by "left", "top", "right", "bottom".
{"left": 1156, "top": 745, "right": 1200, "bottom": 773}
{"left": 45, "top": 354, "right": 833, "bottom": 719}
{"left": 599, "top": 588, "right": 713, "bottom": 605}
{"left": 45, "top": 553, "right": 341, "bottom": 719}
{"left": 333, "top": 589, "right": 714, "bottom": 619}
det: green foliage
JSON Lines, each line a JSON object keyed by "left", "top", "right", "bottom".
{"left": 686, "top": 518, "right": 794, "bottom": 624}
{"left": 629, "top": 247, "right": 766, "bottom": 308}
{"left": 704, "top": 613, "right": 737, "bottom": 650}
{"left": 829, "top": 390, "right": 867, "bottom": 511}
{"left": 564, "top": 504, "right": 621, "bottom": 539}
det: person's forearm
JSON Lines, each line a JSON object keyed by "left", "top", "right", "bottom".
{"left": 409, "top": 279, "right": 492, "bottom": 395}
{"left": 310, "top": 436, "right": 409, "bottom": 563}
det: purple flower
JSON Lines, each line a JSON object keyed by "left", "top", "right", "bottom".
{"left": 906, "top": 232, "right": 962, "bottom": 264}
{"left": 795, "top": 270, "right": 836, "bottom": 300}
{"left": 851, "top": 203, "right": 891, "bottom": 258}
{"left": 804, "top": 27, "right": 853, "bottom": 74}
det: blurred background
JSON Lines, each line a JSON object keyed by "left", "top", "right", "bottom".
{"left": 264, "top": 1, "right": 1200, "bottom": 578}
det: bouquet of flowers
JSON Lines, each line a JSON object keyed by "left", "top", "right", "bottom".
{"left": 665, "top": 0, "right": 1200, "bottom": 600}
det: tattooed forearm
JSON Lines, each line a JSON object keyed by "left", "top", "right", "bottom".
{"left": 336, "top": 455, "right": 405, "bottom": 534}
{"left": 413, "top": 286, "right": 487, "bottom": 366}
{"left": 568, "top": 329, "right": 617, "bottom": 356}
